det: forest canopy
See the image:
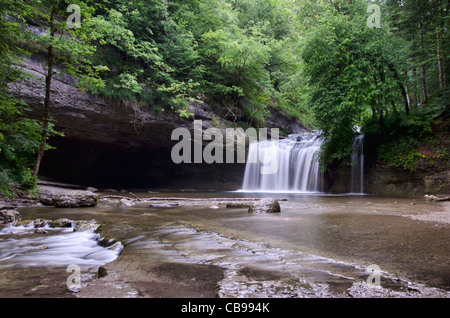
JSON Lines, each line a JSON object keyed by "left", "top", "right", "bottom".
{"left": 0, "top": 0, "right": 449, "bottom": 195}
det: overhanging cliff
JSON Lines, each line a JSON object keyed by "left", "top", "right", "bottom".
{"left": 10, "top": 54, "right": 307, "bottom": 190}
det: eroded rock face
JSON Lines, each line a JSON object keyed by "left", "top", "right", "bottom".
{"left": 9, "top": 56, "right": 239, "bottom": 189}
{"left": 325, "top": 160, "right": 449, "bottom": 196}
{"left": 10, "top": 55, "right": 305, "bottom": 190}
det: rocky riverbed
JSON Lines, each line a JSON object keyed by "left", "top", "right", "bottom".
{"left": 1, "top": 185, "right": 450, "bottom": 298}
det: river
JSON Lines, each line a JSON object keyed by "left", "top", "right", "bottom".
{"left": 0, "top": 191, "right": 449, "bottom": 298}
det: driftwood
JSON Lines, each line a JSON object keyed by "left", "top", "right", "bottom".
{"left": 129, "top": 192, "right": 141, "bottom": 201}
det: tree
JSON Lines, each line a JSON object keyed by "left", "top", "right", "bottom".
{"left": 385, "top": 0, "right": 449, "bottom": 107}
{"left": 29, "top": 0, "right": 106, "bottom": 177}
{"left": 300, "top": 0, "right": 413, "bottom": 169}
{"left": 0, "top": 0, "right": 42, "bottom": 195}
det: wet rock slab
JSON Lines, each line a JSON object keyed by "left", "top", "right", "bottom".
{"left": 38, "top": 185, "right": 98, "bottom": 208}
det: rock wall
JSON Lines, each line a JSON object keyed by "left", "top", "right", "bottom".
{"left": 364, "top": 163, "right": 450, "bottom": 196}
{"left": 326, "top": 159, "right": 449, "bottom": 196}
{"left": 10, "top": 55, "right": 306, "bottom": 191}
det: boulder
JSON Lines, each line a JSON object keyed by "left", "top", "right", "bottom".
{"left": 39, "top": 194, "right": 54, "bottom": 206}
{"left": 226, "top": 199, "right": 281, "bottom": 214}
{"left": 38, "top": 185, "right": 99, "bottom": 208}
{"left": 0, "top": 209, "right": 20, "bottom": 224}
{"left": 51, "top": 190, "right": 98, "bottom": 208}
{"left": 248, "top": 198, "right": 281, "bottom": 214}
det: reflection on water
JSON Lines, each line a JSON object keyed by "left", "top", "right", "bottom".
{"left": 1, "top": 192, "right": 449, "bottom": 297}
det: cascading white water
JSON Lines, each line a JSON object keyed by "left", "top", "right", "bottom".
{"left": 0, "top": 222, "right": 122, "bottom": 268}
{"left": 350, "top": 133, "right": 364, "bottom": 194}
{"left": 241, "top": 132, "right": 323, "bottom": 192}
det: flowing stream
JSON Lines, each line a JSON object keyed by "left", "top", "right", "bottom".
{"left": 1, "top": 130, "right": 448, "bottom": 298}
{"left": 1, "top": 193, "right": 449, "bottom": 298}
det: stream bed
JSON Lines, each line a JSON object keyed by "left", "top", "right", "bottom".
{"left": 0, "top": 192, "right": 449, "bottom": 298}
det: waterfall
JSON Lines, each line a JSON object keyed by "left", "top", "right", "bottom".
{"left": 241, "top": 132, "right": 323, "bottom": 192}
{"left": 350, "top": 133, "right": 364, "bottom": 193}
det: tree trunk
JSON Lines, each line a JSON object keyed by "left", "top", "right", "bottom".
{"left": 443, "top": 53, "right": 447, "bottom": 89}
{"left": 419, "top": 20, "right": 427, "bottom": 105}
{"left": 404, "top": 71, "right": 411, "bottom": 110}
{"left": 387, "top": 62, "right": 409, "bottom": 115}
{"left": 436, "top": 2, "right": 443, "bottom": 89}
{"left": 412, "top": 64, "right": 418, "bottom": 107}
{"left": 390, "top": 101, "right": 398, "bottom": 115}
{"left": 33, "top": 3, "right": 58, "bottom": 177}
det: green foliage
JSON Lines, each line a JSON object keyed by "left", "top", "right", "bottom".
{"left": 363, "top": 103, "right": 448, "bottom": 172}
{"left": 0, "top": 0, "right": 104, "bottom": 192}
{"left": 0, "top": 0, "right": 41, "bottom": 195}
{"left": 1, "top": 0, "right": 448, "bottom": 183}
{"left": 299, "top": 0, "right": 448, "bottom": 170}
{"left": 300, "top": 1, "right": 384, "bottom": 169}
{"left": 82, "top": 0, "right": 308, "bottom": 126}
{"left": 0, "top": 96, "right": 41, "bottom": 196}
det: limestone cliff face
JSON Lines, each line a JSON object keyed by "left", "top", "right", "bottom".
{"left": 10, "top": 54, "right": 307, "bottom": 190}
{"left": 366, "top": 165, "right": 449, "bottom": 196}
{"left": 326, "top": 155, "right": 449, "bottom": 196}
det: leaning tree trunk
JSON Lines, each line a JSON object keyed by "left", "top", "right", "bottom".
{"left": 33, "top": 3, "right": 58, "bottom": 177}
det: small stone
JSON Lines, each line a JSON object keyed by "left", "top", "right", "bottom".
{"left": 49, "top": 218, "right": 74, "bottom": 228}
{"left": 98, "top": 266, "right": 108, "bottom": 278}
{"left": 34, "top": 228, "right": 47, "bottom": 234}
{"left": 34, "top": 219, "right": 50, "bottom": 228}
